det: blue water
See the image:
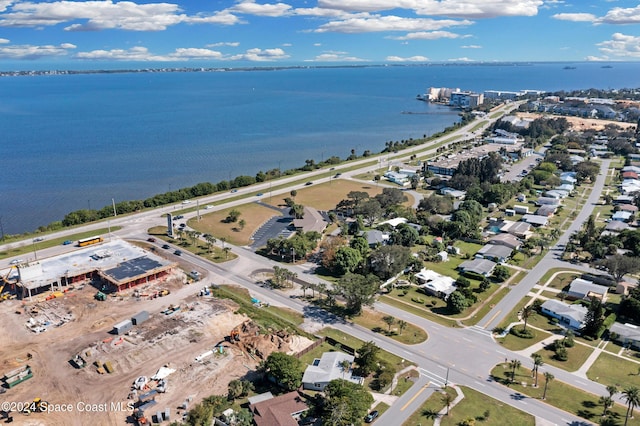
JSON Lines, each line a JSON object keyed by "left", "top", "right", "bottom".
{"left": 1, "top": 62, "right": 639, "bottom": 234}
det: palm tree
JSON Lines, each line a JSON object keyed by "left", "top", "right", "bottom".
{"left": 220, "top": 237, "right": 227, "bottom": 249}
{"left": 542, "top": 372, "right": 554, "bottom": 400}
{"left": 382, "top": 315, "right": 395, "bottom": 333}
{"left": 223, "top": 246, "right": 231, "bottom": 259}
{"left": 398, "top": 320, "right": 408, "bottom": 336}
{"left": 300, "top": 282, "right": 310, "bottom": 298}
{"left": 521, "top": 305, "right": 534, "bottom": 332}
{"left": 204, "top": 234, "right": 216, "bottom": 253}
{"left": 623, "top": 386, "right": 640, "bottom": 426}
{"left": 531, "top": 354, "right": 544, "bottom": 387}
{"left": 317, "top": 283, "right": 326, "bottom": 301}
{"left": 441, "top": 392, "right": 454, "bottom": 416}
{"left": 607, "top": 385, "right": 618, "bottom": 399}
{"left": 599, "top": 395, "right": 613, "bottom": 417}
{"left": 338, "top": 359, "right": 351, "bottom": 379}
{"left": 509, "top": 359, "right": 521, "bottom": 384}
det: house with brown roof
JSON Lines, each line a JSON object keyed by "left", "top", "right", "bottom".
{"left": 292, "top": 207, "right": 329, "bottom": 234}
{"left": 249, "top": 391, "right": 309, "bottom": 426}
{"left": 489, "top": 233, "right": 521, "bottom": 250}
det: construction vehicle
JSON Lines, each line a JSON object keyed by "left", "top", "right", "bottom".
{"left": 133, "top": 409, "right": 148, "bottom": 425}
{"left": 71, "top": 354, "right": 87, "bottom": 368}
{"left": 32, "top": 398, "right": 47, "bottom": 412}
{"left": 229, "top": 329, "right": 240, "bottom": 342}
{"left": 158, "top": 289, "right": 170, "bottom": 297}
{"left": 94, "top": 291, "right": 107, "bottom": 301}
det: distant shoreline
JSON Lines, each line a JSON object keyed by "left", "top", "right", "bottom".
{"left": 0, "top": 61, "right": 544, "bottom": 78}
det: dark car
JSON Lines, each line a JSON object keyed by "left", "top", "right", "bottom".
{"left": 305, "top": 181, "right": 313, "bottom": 186}
{"left": 174, "top": 250, "right": 182, "bottom": 256}
{"left": 62, "top": 240, "right": 73, "bottom": 245}
{"left": 256, "top": 193, "right": 263, "bottom": 196}
{"left": 174, "top": 214, "right": 184, "bottom": 219}
{"left": 147, "top": 237, "right": 156, "bottom": 242}
{"left": 162, "top": 244, "right": 170, "bottom": 249}
{"left": 364, "top": 411, "right": 379, "bottom": 423}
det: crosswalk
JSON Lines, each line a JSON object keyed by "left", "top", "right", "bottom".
{"left": 417, "top": 367, "right": 447, "bottom": 388}
{"left": 468, "top": 325, "right": 494, "bottom": 338}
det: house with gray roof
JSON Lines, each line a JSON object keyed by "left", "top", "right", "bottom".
{"left": 522, "top": 214, "right": 549, "bottom": 227}
{"left": 536, "top": 205, "right": 557, "bottom": 217}
{"left": 609, "top": 323, "right": 640, "bottom": 349}
{"left": 292, "top": 207, "right": 329, "bottom": 234}
{"left": 489, "top": 233, "right": 521, "bottom": 250}
{"left": 605, "top": 220, "right": 629, "bottom": 233}
{"left": 566, "top": 278, "right": 608, "bottom": 301}
{"left": 302, "top": 352, "right": 363, "bottom": 391}
{"left": 476, "top": 244, "right": 513, "bottom": 263}
{"left": 458, "top": 258, "right": 497, "bottom": 277}
{"left": 540, "top": 300, "right": 588, "bottom": 330}
{"left": 362, "top": 230, "right": 389, "bottom": 247}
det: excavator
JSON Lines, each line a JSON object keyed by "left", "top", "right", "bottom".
{"left": 0, "top": 266, "right": 18, "bottom": 301}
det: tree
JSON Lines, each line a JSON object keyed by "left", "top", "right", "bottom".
{"left": 321, "top": 379, "right": 374, "bottom": 426}
{"left": 333, "top": 273, "right": 380, "bottom": 315}
{"left": 623, "top": 386, "right": 640, "bottom": 426}
{"left": 441, "top": 392, "right": 454, "bottom": 416}
{"left": 205, "top": 234, "right": 217, "bottom": 253}
{"left": 356, "top": 341, "right": 380, "bottom": 377}
{"left": 542, "top": 372, "right": 554, "bottom": 400}
{"left": 382, "top": 315, "right": 395, "bottom": 333}
{"left": 338, "top": 359, "right": 351, "bottom": 379}
{"left": 600, "top": 395, "right": 613, "bottom": 417}
{"left": 333, "top": 246, "right": 363, "bottom": 275}
{"left": 238, "top": 219, "right": 246, "bottom": 231}
{"left": 531, "top": 353, "right": 544, "bottom": 387}
{"left": 582, "top": 296, "right": 605, "bottom": 339}
{"left": 263, "top": 352, "right": 305, "bottom": 391}
{"left": 447, "top": 290, "right": 469, "bottom": 314}
{"left": 509, "top": 359, "right": 521, "bottom": 384}
{"left": 368, "top": 245, "right": 413, "bottom": 280}
{"left": 227, "top": 379, "right": 254, "bottom": 401}
{"left": 357, "top": 199, "right": 383, "bottom": 226}
{"left": 521, "top": 305, "right": 534, "bottom": 332}
{"left": 492, "top": 265, "right": 511, "bottom": 283}
{"left": 226, "top": 209, "right": 241, "bottom": 223}
{"left": 598, "top": 255, "right": 640, "bottom": 282}
{"left": 398, "top": 320, "right": 408, "bottom": 336}
{"left": 223, "top": 246, "right": 231, "bottom": 259}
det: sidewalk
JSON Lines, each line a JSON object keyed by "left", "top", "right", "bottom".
{"left": 433, "top": 386, "right": 464, "bottom": 426}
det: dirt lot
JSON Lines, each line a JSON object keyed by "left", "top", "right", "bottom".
{"left": 0, "top": 273, "right": 313, "bottom": 426}
{"left": 517, "top": 112, "right": 637, "bottom": 132}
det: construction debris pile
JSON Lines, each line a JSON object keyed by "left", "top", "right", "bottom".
{"left": 23, "top": 299, "right": 75, "bottom": 333}
{"left": 227, "top": 320, "right": 295, "bottom": 360}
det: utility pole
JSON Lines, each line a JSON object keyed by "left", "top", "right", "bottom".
{"left": 112, "top": 198, "right": 117, "bottom": 217}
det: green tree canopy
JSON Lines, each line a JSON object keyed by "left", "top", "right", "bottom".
{"left": 321, "top": 379, "right": 374, "bottom": 426}
{"left": 263, "top": 352, "right": 305, "bottom": 391}
{"left": 334, "top": 273, "right": 380, "bottom": 315}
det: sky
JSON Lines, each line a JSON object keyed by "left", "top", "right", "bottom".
{"left": 1, "top": 0, "right": 640, "bottom": 68}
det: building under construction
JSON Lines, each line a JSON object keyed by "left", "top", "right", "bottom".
{"left": 2, "top": 239, "right": 176, "bottom": 299}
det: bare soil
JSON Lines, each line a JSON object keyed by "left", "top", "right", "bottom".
{"left": 0, "top": 270, "right": 313, "bottom": 426}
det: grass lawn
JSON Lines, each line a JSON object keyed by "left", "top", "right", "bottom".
{"left": 439, "top": 386, "right": 535, "bottom": 426}
{"left": 533, "top": 341, "right": 595, "bottom": 372}
{"left": 403, "top": 386, "right": 457, "bottom": 426}
{"left": 462, "top": 286, "right": 511, "bottom": 327}
{"left": 497, "top": 328, "right": 552, "bottom": 351}
{"left": 490, "top": 363, "right": 629, "bottom": 423}
{"left": 318, "top": 328, "right": 415, "bottom": 370}
{"left": 352, "top": 307, "right": 428, "bottom": 345}
{"left": 545, "top": 272, "right": 579, "bottom": 290}
{"left": 265, "top": 180, "right": 390, "bottom": 211}
{"left": 190, "top": 202, "right": 281, "bottom": 246}
{"left": 149, "top": 226, "right": 238, "bottom": 263}
{"left": 538, "top": 268, "right": 584, "bottom": 287}
{"left": 497, "top": 296, "right": 532, "bottom": 330}
{"left": 0, "top": 226, "right": 122, "bottom": 259}
{"left": 380, "top": 295, "right": 459, "bottom": 328}
{"left": 587, "top": 351, "right": 640, "bottom": 389}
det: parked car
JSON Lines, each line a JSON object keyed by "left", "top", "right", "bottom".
{"left": 162, "top": 244, "right": 170, "bottom": 249}
{"left": 365, "top": 411, "right": 379, "bottom": 423}
{"left": 174, "top": 250, "right": 182, "bottom": 256}
{"left": 147, "top": 237, "right": 156, "bottom": 242}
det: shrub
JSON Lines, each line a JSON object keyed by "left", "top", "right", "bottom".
{"left": 411, "top": 297, "right": 425, "bottom": 304}
{"left": 555, "top": 346, "right": 568, "bottom": 361}
{"left": 510, "top": 327, "right": 534, "bottom": 339}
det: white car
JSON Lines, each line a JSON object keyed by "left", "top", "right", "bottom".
{"left": 205, "top": 205, "right": 214, "bottom": 210}
{"left": 181, "top": 200, "right": 192, "bottom": 204}
{"left": 10, "top": 259, "right": 23, "bottom": 265}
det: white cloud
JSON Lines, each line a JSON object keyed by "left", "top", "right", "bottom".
{"left": 552, "top": 13, "right": 597, "bottom": 22}
{"left": 596, "top": 33, "right": 640, "bottom": 58}
{"left": 600, "top": 5, "right": 640, "bottom": 24}
{"left": 386, "top": 55, "right": 428, "bottom": 61}
{"left": 206, "top": 42, "right": 241, "bottom": 47}
{"left": 229, "top": 1, "right": 292, "bottom": 17}
{"left": 317, "top": 0, "right": 544, "bottom": 19}
{"left": 389, "top": 30, "right": 468, "bottom": 40}
{"left": 0, "top": 42, "right": 75, "bottom": 59}
{"left": 313, "top": 43, "right": 322, "bottom": 46}
{"left": 305, "top": 51, "right": 368, "bottom": 61}
{"left": 0, "top": 1, "right": 240, "bottom": 31}
{"left": 461, "top": 44, "right": 482, "bottom": 48}
{"left": 0, "top": 37, "right": 9, "bottom": 43}
{"left": 0, "top": 1, "right": 10, "bottom": 13}
{"left": 585, "top": 55, "right": 610, "bottom": 61}
{"left": 448, "top": 57, "right": 474, "bottom": 62}
{"left": 229, "top": 47, "right": 290, "bottom": 61}
{"left": 315, "top": 15, "right": 472, "bottom": 33}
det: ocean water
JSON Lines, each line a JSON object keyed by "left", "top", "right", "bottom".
{"left": 1, "top": 62, "right": 639, "bottom": 235}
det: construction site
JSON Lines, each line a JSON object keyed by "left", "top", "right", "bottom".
{"left": 0, "top": 240, "right": 313, "bottom": 426}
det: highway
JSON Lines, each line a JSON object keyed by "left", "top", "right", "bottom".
{"left": 0, "top": 102, "right": 613, "bottom": 425}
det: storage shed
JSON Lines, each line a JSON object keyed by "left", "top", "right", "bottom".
{"left": 132, "top": 310, "right": 149, "bottom": 326}
{"left": 113, "top": 319, "right": 133, "bottom": 335}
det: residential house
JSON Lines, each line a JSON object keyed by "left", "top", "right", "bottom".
{"left": 362, "top": 230, "right": 389, "bottom": 247}
{"left": 556, "top": 184, "right": 575, "bottom": 192}
{"left": 439, "top": 187, "right": 466, "bottom": 200}
{"left": 620, "top": 180, "right": 640, "bottom": 195}
{"left": 544, "top": 190, "right": 569, "bottom": 199}
{"left": 489, "top": 233, "right": 521, "bottom": 250}
{"left": 622, "top": 165, "right": 640, "bottom": 174}
{"left": 458, "top": 258, "right": 497, "bottom": 277}
{"left": 384, "top": 171, "right": 410, "bottom": 186}
{"left": 566, "top": 278, "right": 608, "bottom": 301}
{"left": 622, "top": 171, "right": 639, "bottom": 180}
{"left": 609, "top": 323, "right": 640, "bottom": 349}
{"left": 540, "top": 300, "right": 588, "bottom": 330}
{"left": 302, "top": 352, "right": 363, "bottom": 391}
{"left": 522, "top": 214, "right": 549, "bottom": 227}
{"left": 559, "top": 172, "right": 577, "bottom": 185}
{"left": 513, "top": 205, "right": 529, "bottom": 215}
{"left": 605, "top": 220, "right": 629, "bottom": 233}
{"left": 536, "top": 205, "right": 557, "bottom": 217}
{"left": 536, "top": 197, "right": 562, "bottom": 207}
{"left": 619, "top": 204, "right": 639, "bottom": 213}
{"left": 500, "top": 220, "right": 533, "bottom": 239}
{"left": 379, "top": 217, "right": 408, "bottom": 228}
{"left": 415, "top": 268, "right": 456, "bottom": 299}
{"left": 614, "top": 195, "right": 635, "bottom": 205}
{"left": 615, "top": 281, "right": 637, "bottom": 296}
{"left": 249, "top": 392, "right": 309, "bottom": 426}
{"left": 476, "top": 244, "right": 513, "bottom": 263}
{"left": 612, "top": 211, "right": 633, "bottom": 222}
